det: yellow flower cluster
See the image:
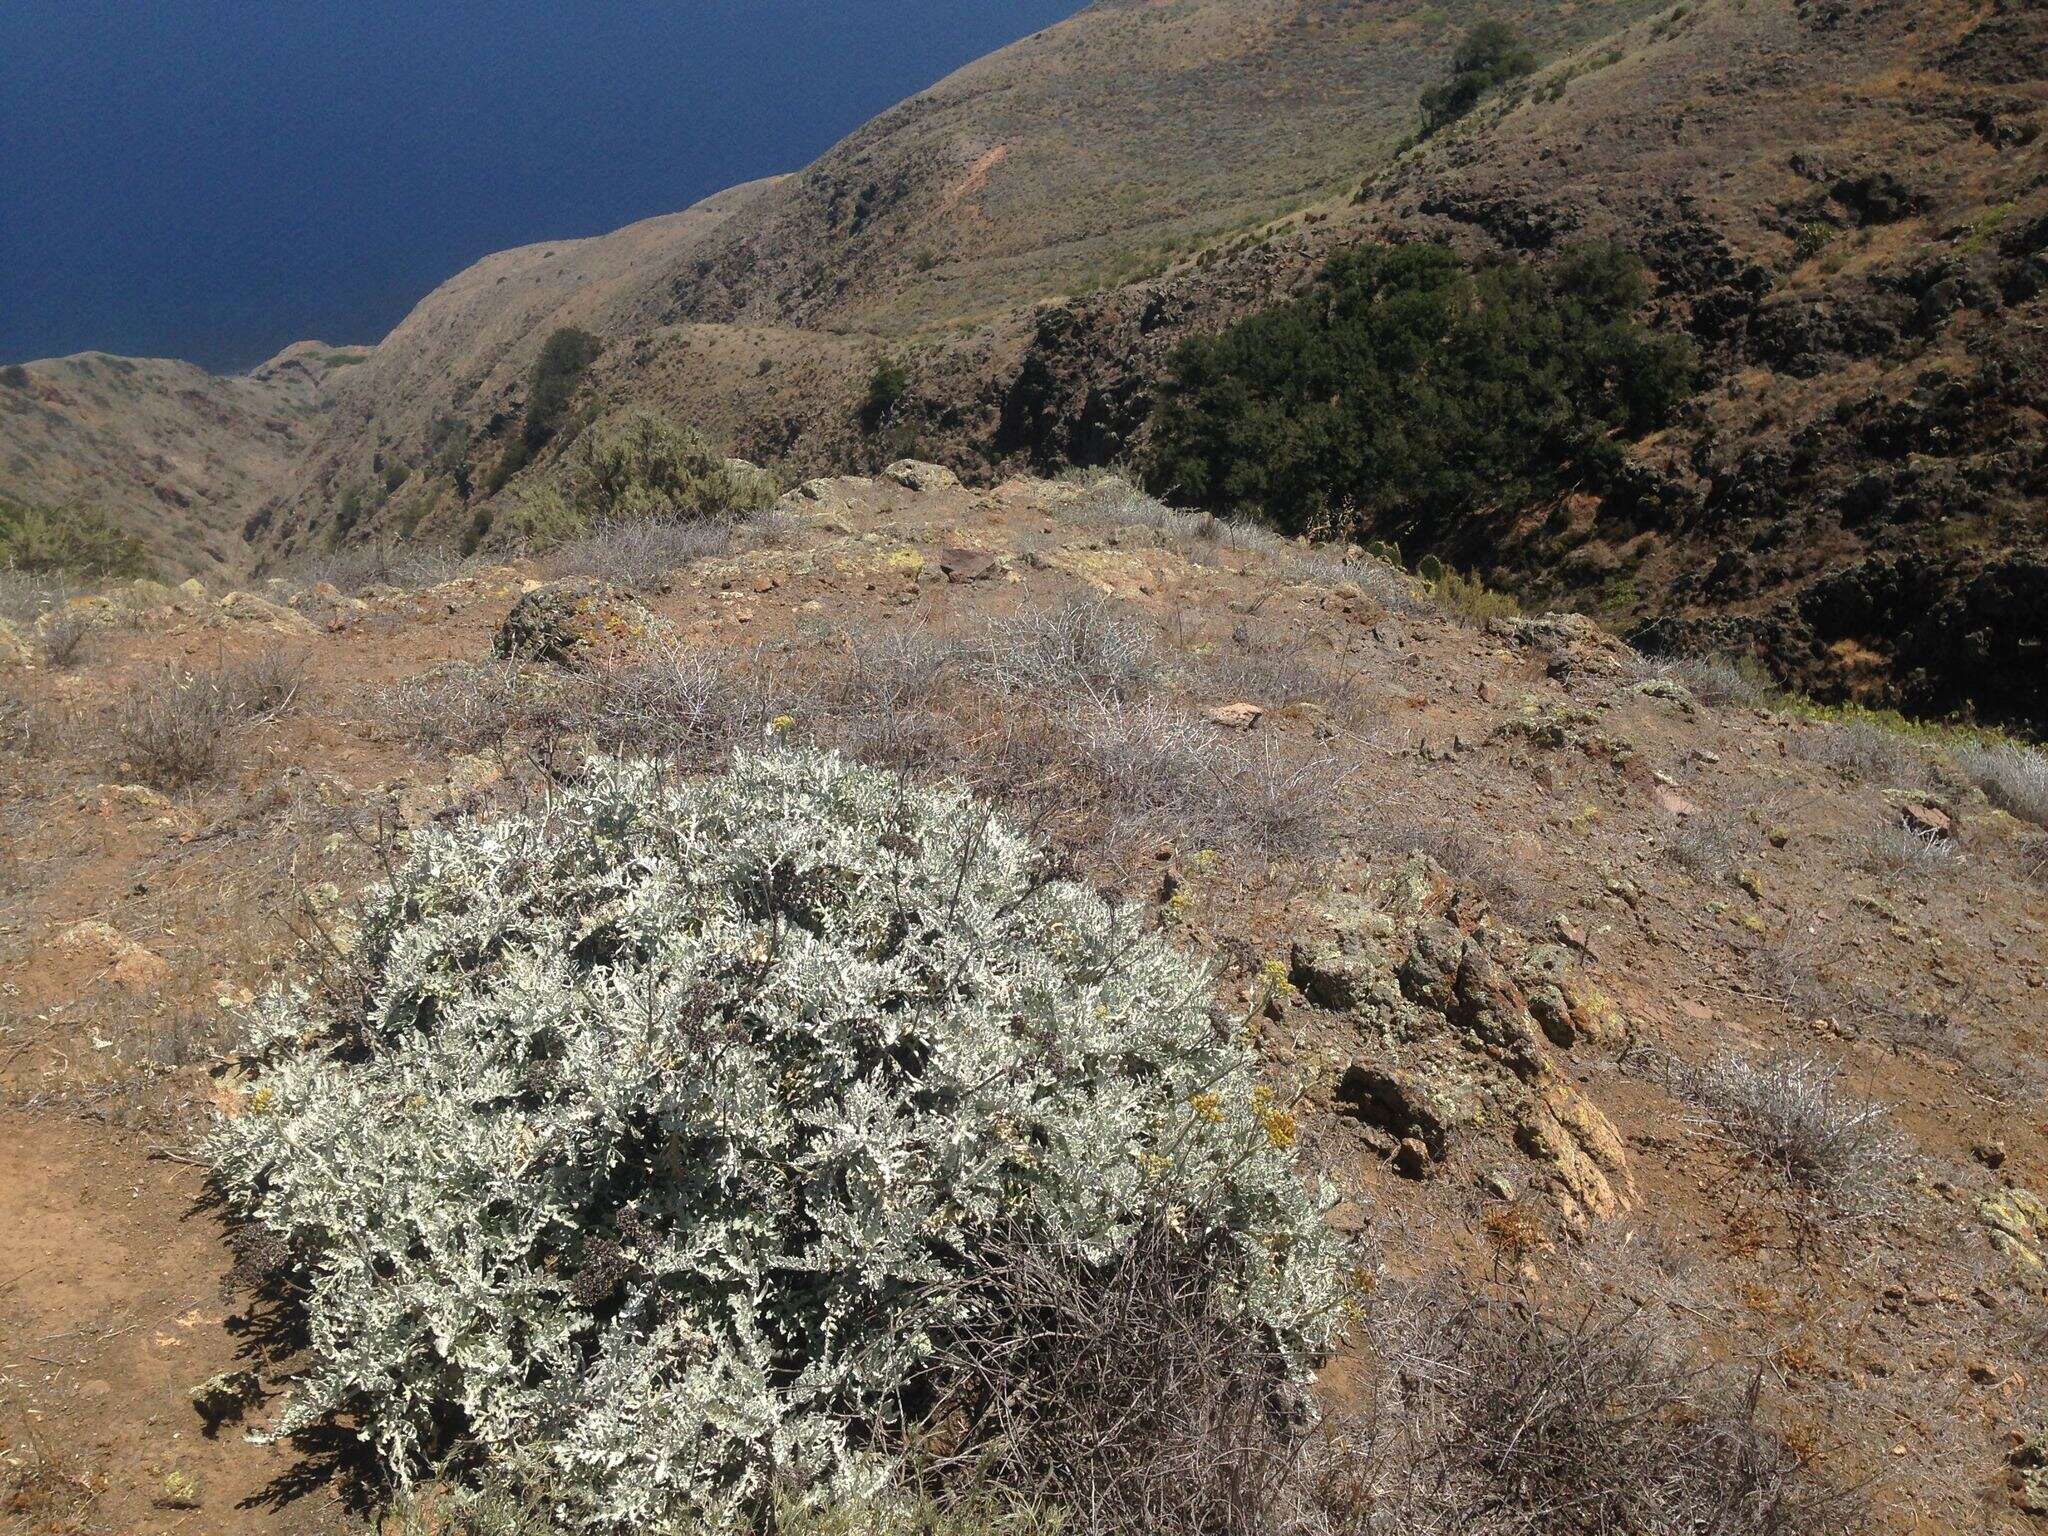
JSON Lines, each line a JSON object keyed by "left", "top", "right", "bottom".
{"left": 1252, "top": 1083, "right": 1297, "bottom": 1148}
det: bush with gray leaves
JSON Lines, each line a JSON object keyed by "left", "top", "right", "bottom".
{"left": 208, "top": 748, "right": 1343, "bottom": 1532}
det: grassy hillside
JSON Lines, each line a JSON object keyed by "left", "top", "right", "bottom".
{"left": 888, "top": 0, "right": 2048, "bottom": 725}
{"left": 0, "top": 342, "right": 368, "bottom": 578}
{"left": 258, "top": 0, "right": 1667, "bottom": 556}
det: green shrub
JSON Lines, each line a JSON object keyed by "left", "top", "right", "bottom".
{"left": 574, "top": 410, "right": 775, "bottom": 524}
{"left": 484, "top": 437, "right": 531, "bottom": 498}
{"left": 206, "top": 749, "right": 1344, "bottom": 1531}
{"left": 1433, "top": 566, "right": 1522, "bottom": 625}
{"left": 524, "top": 327, "right": 602, "bottom": 451}
{"left": 494, "top": 480, "right": 588, "bottom": 549}
{"left": 861, "top": 357, "right": 910, "bottom": 432}
{"left": 1793, "top": 222, "right": 1835, "bottom": 262}
{"left": 1419, "top": 21, "right": 1536, "bottom": 135}
{"left": 0, "top": 497, "right": 152, "bottom": 579}
{"left": 1144, "top": 243, "right": 1695, "bottom": 550}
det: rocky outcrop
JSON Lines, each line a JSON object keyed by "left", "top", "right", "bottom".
{"left": 493, "top": 579, "right": 664, "bottom": 668}
{"left": 1291, "top": 855, "right": 1634, "bottom": 1225}
{"left": 1979, "top": 1186, "right": 2048, "bottom": 1271}
{"left": 881, "top": 460, "right": 961, "bottom": 494}
{"left": 46, "top": 919, "right": 172, "bottom": 991}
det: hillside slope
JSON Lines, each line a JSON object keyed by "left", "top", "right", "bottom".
{"left": 257, "top": 0, "right": 1665, "bottom": 551}
{"left": 975, "top": 0, "right": 2048, "bottom": 725}
{"left": 0, "top": 342, "right": 368, "bottom": 578}
{"left": 256, "top": 0, "right": 2046, "bottom": 730}
{"left": 4, "top": 475, "right": 2047, "bottom": 1532}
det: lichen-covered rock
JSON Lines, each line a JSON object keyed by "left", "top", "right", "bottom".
{"left": 2013, "top": 1431, "right": 2048, "bottom": 1516}
{"left": 1490, "top": 611, "right": 1639, "bottom": 677}
{"left": 189, "top": 1369, "right": 261, "bottom": 1431}
{"left": 218, "top": 590, "right": 317, "bottom": 634}
{"left": 1980, "top": 1187, "right": 2048, "bottom": 1270}
{"left": 882, "top": 459, "right": 961, "bottom": 493}
{"left": 493, "top": 578, "right": 661, "bottom": 668}
{"left": 1518, "top": 944, "right": 1628, "bottom": 1049}
{"left": 1290, "top": 901, "right": 1398, "bottom": 1014}
{"left": 1516, "top": 1081, "right": 1633, "bottom": 1223}
{"left": 1335, "top": 1064, "right": 1459, "bottom": 1164}
{"left": 1630, "top": 677, "right": 1699, "bottom": 713}
{"left": 1448, "top": 942, "right": 1546, "bottom": 1079}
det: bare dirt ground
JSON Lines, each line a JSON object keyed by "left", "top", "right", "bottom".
{"left": 4, "top": 470, "right": 2046, "bottom": 1533}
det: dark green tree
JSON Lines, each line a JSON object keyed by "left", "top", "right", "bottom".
{"left": 860, "top": 356, "right": 910, "bottom": 432}
{"left": 1419, "top": 20, "right": 1537, "bottom": 135}
{"left": 522, "top": 326, "right": 602, "bottom": 451}
{"left": 1143, "top": 243, "right": 1695, "bottom": 548}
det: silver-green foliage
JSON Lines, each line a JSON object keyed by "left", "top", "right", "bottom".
{"left": 208, "top": 748, "right": 1343, "bottom": 1532}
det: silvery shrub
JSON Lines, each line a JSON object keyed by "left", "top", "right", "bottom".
{"left": 209, "top": 747, "right": 1345, "bottom": 1531}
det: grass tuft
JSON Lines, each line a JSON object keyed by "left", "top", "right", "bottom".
{"left": 112, "top": 654, "right": 303, "bottom": 789}
{"left": 1675, "top": 1050, "right": 1904, "bottom": 1221}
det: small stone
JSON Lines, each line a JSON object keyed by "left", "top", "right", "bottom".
{"left": 1650, "top": 784, "right": 1700, "bottom": 818}
{"left": 1901, "top": 802, "right": 1955, "bottom": 840}
{"left": 190, "top": 1369, "right": 261, "bottom": 1431}
{"left": 1391, "top": 1137, "right": 1432, "bottom": 1179}
{"left": 156, "top": 1471, "right": 203, "bottom": 1510}
{"left": 882, "top": 459, "right": 961, "bottom": 493}
{"left": 939, "top": 547, "right": 1000, "bottom": 583}
{"left": 1205, "top": 701, "right": 1265, "bottom": 731}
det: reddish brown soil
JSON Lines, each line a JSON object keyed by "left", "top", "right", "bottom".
{"left": 3, "top": 473, "right": 2045, "bottom": 1532}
